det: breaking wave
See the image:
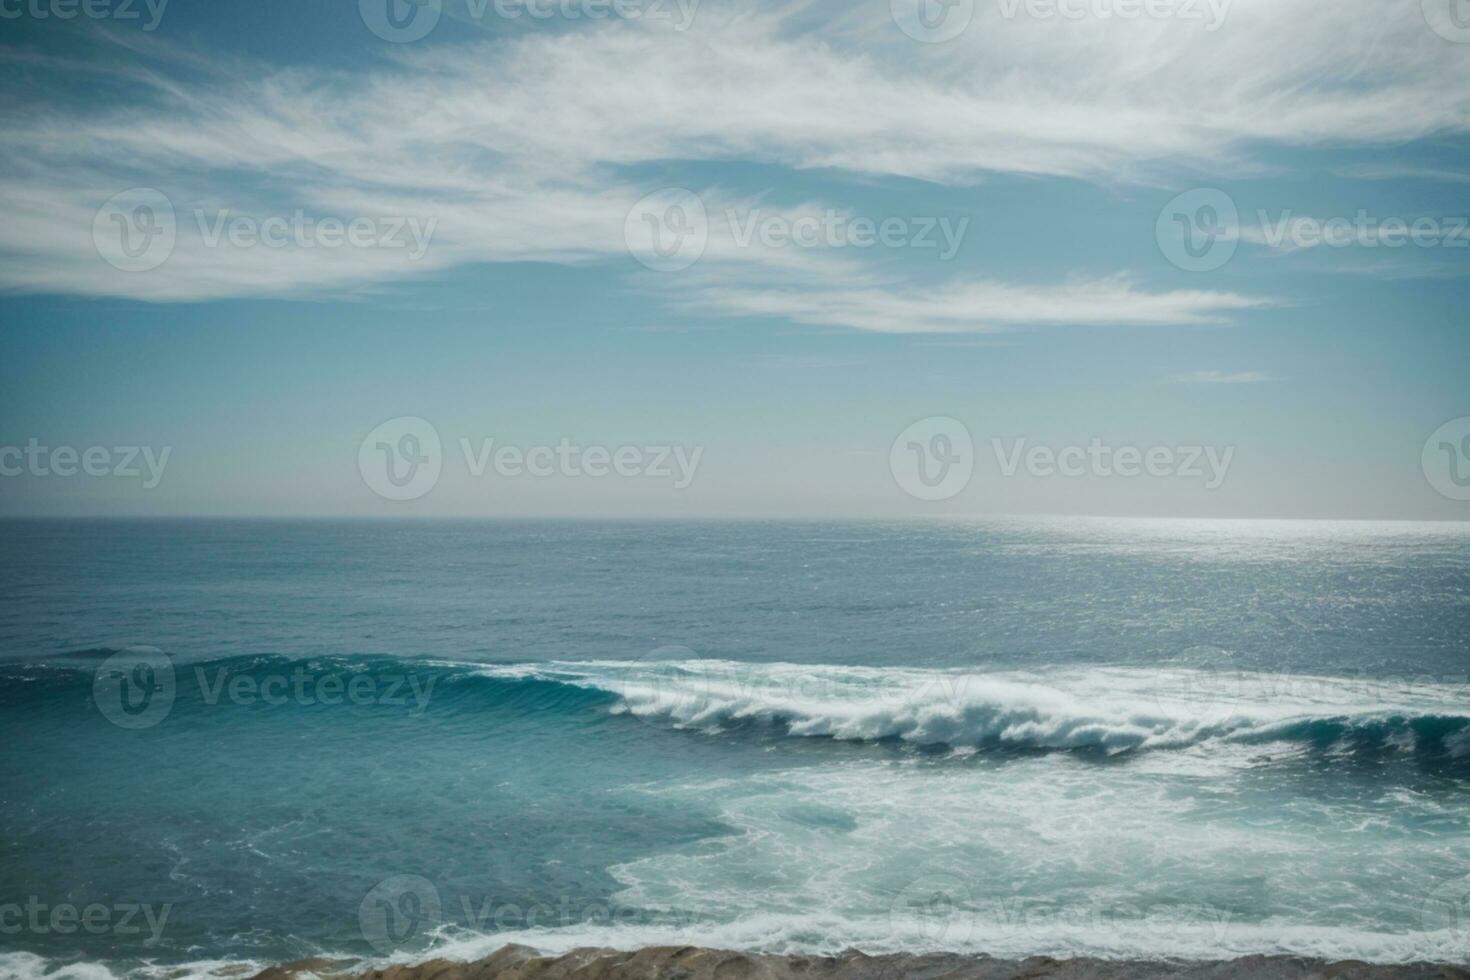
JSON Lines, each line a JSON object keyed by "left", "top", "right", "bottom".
{"left": 472, "top": 659, "right": 1470, "bottom": 759}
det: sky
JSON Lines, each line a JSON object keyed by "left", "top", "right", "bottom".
{"left": 0, "top": 0, "right": 1467, "bottom": 518}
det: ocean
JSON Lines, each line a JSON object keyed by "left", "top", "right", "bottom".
{"left": 2, "top": 517, "right": 1469, "bottom": 978}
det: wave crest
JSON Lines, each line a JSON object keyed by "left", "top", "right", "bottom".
{"left": 476, "top": 660, "right": 1470, "bottom": 757}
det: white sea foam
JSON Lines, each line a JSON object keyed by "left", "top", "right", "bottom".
{"left": 362, "top": 917, "right": 1470, "bottom": 966}
{"left": 11, "top": 661, "right": 1467, "bottom": 980}
{"left": 475, "top": 660, "right": 1470, "bottom": 754}
{"left": 12, "top": 916, "right": 1469, "bottom": 979}
{"left": 0, "top": 954, "right": 267, "bottom": 980}
{"left": 427, "top": 663, "right": 1470, "bottom": 969}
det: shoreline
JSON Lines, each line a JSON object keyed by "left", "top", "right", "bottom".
{"left": 249, "top": 945, "right": 1470, "bottom": 980}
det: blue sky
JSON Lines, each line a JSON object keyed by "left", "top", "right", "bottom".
{"left": 0, "top": 0, "right": 1467, "bottom": 517}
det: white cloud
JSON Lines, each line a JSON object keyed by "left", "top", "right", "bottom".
{"left": 1, "top": 0, "right": 1463, "bottom": 319}
{"left": 1333, "top": 164, "right": 1470, "bottom": 184}
{"left": 671, "top": 272, "right": 1269, "bottom": 333}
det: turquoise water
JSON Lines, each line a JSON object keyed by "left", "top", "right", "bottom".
{"left": 2, "top": 517, "right": 1469, "bottom": 977}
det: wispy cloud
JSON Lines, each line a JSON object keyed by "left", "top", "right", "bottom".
{"left": 1237, "top": 210, "right": 1470, "bottom": 280}
{"left": 2, "top": 0, "right": 1464, "bottom": 322}
{"left": 671, "top": 272, "right": 1269, "bottom": 333}
{"left": 1333, "top": 164, "right": 1470, "bottom": 184}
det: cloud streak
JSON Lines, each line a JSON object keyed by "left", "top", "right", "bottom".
{"left": 2, "top": 0, "right": 1463, "bottom": 323}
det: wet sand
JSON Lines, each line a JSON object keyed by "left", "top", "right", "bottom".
{"left": 249, "top": 944, "right": 1470, "bottom": 980}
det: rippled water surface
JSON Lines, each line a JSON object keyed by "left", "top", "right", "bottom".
{"left": 2, "top": 517, "right": 1469, "bottom": 977}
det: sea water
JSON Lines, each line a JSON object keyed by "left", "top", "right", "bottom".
{"left": 1, "top": 517, "right": 1468, "bottom": 978}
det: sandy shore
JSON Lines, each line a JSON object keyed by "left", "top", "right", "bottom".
{"left": 249, "top": 944, "right": 1470, "bottom": 980}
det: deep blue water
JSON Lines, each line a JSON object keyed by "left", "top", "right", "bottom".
{"left": 2, "top": 517, "right": 1469, "bottom": 977}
